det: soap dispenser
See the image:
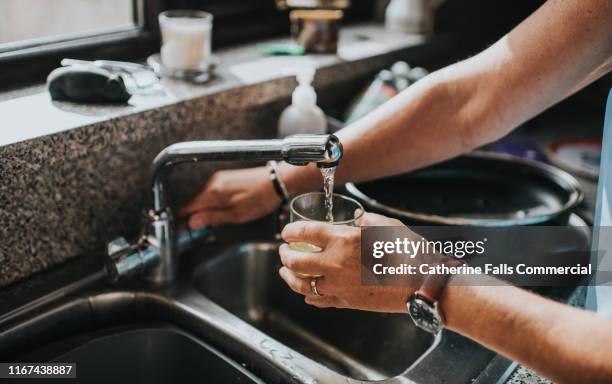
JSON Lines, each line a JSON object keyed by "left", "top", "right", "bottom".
{"left": 278, "top": 68, "right": 327, "bottom": 138}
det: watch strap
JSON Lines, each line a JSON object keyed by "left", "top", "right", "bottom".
{"left": 409, "top": 256, "right": 466, "bottom": 333}
{"left": 418, "top": 256, "right": 465, "bottom": 303}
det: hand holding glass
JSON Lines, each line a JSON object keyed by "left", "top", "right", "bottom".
{"left": 289, "top": 192, "right": 364, "bottom": 277}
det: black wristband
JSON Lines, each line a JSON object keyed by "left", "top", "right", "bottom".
{"left": 268, "top": 161, "right": 289, "bottom": 204}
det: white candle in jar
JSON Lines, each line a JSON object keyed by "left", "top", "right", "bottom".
{"left": 159, "top": 10, "right": 213, "bottom": 70}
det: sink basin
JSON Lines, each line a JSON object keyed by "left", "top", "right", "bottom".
{"left": 195, "top": 242, "right": 436, "bottom": 381}
{"left": 19, "top": 325, "right": 264, "bottom": 384}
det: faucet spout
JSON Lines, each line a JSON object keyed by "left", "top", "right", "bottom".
{"left": 150, "top": 134, "right": 342, "bottom": 212}
{"left": 281, "top": 134, "right": 343, "bottom": 167}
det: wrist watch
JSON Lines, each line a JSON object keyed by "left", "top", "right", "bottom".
{"left": 407, "top": 286, "right": 446, "bottom": 335}
{"left": 407, "top": 257, "right": 464, "bottom": 334}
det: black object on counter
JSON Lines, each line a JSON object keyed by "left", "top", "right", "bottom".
{"left": 345, "top": 151, "right": 583, "bottom": 226}
{"left": 47, "top": 65, "right": 132, "bottom": 103}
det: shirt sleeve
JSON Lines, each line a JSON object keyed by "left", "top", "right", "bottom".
{"left": 587, "top": 88, "right": 612, "bottom": 317}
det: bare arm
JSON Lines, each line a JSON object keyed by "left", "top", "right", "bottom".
{"left": 281, "top": 0, "right": 612, "bottom": 195}
{"left": 442, "top": 278, "right": 612, "bottom": 384}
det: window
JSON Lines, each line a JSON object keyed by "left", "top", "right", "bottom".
{"left": 0, "top": 0, "right": 155, "bottom": 87}
{"left": 0, "top": 0, "right": 147, "bottom": 60}
{"left": 0, "top": 0, "right": 140, "bottom": 54}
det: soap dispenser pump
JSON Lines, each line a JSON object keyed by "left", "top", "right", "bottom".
{"left": 278, "top": 68, "right": 327, "bottom": 138}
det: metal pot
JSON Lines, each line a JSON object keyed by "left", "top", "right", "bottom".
{"left": 345, "top": 151, "right": 583, "bottom": 226}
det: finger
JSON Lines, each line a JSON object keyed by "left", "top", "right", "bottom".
{"left": 279, "top": 243, "right": 329, "bottom": 277}
{"left": 281, "top": 221, "right": 335, "bottom": 248}
{"left": 188, "top": 208, "right": 236, "bottom": 229}
{"left": 278, "top": 267, "right": 312, "bottom": 296}
{"left": 304, "top": 295, "right": 340, "bottom": 308}
{"left": 278, "top": 267, "right": 331, "bottom": 297}
{"left": 179, "top": 190, "right": 227, "bottom": 218}
{"left": 357, "top": 211, "right": 404, "bottom": 227}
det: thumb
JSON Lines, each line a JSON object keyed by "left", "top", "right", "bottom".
{"left": 357, "top": 211, "right": 405, "bottom": 227}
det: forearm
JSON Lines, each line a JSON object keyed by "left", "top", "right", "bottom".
{"left": 280, "top": 64, "right": 495, "bottom": 195}
{"left": 334, "top": 66, "right": 497, "bottom": 185}
{"left": 442, "top": 277, "right": 612, "bottom": 383}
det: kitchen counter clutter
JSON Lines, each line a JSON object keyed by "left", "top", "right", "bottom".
{"left": 0, "top": 24, "right": 427, "bottom": 148}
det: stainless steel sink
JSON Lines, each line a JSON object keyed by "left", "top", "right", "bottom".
{"left": 20, "top": 325, "right": 263, "bottom": 384}
{"left": 195, "top": 242, "right": 437, "bottom": 381}
{"left": 1, "top": 239, "right": 442, "bottom": 384}
{"left": 7, "top": 212, "right": 573, "bottom": 383}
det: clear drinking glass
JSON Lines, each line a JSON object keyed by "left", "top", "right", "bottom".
{"left": 289, "top": 192, "right": 364, "bottom": 253}
{"left": 158, "top": 10, "right": 213, "bottom": 71}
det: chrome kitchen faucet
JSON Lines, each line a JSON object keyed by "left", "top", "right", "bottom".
{"left": 107, "top": 134, "right": 343, "bottom": 285}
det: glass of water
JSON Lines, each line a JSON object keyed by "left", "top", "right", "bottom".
{"left": 289, "top": 192, "right": 364, "bottom": 255}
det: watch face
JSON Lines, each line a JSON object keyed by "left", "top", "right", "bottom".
{"left": 408, "top": 296, "right": 443, "bottom": 334}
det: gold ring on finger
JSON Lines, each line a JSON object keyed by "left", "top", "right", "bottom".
{"left": 310, "top": 277, "right": 322, "bottom": 297}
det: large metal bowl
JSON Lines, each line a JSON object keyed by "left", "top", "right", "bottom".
{"left": 345, "top": 152, "right": 583, "bottom": 226}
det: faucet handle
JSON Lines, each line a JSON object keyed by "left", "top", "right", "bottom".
{"left": 107, "top": 237, "right": 131, "bottom": 256}
{"left": 106, "top": 236, "right": 145, "bottom": 282}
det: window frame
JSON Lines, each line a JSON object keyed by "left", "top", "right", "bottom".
{"left": 0, "top": 0, "right": 160, "bottom": 87}
{"left": 0, "top": 0, "right": 146, "bottom": 57}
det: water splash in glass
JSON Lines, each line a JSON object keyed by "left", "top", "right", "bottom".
{"left": 320, "top": 166, "right": 336, "bottom": 222}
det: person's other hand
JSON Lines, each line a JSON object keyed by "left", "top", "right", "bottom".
{"left": 179, "top": 166, "right": 281, "bottom": 229}
{"left": 278, "top": 212, "right": 416, "bottom": 313}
